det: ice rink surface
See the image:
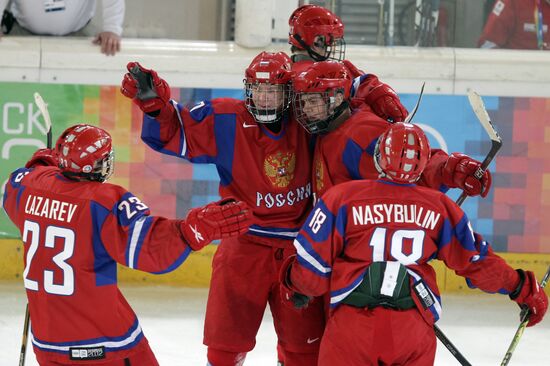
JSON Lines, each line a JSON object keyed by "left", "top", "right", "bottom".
{"left": 1, "top": 282, "right": 549, "bottom": 365}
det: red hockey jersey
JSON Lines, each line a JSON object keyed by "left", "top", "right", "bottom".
{"left": 312, "top": 109, "right": 451, "bottom": 199}
{"left": 290, "top": 179, "right": 519, "bottom": 324}
{"left": 3, "top": 166, "right": 192, "bottom": 363}
{"left": 141, "top": 98, "right": 313, "bottom": 243}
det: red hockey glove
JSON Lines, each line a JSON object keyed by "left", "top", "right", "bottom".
{"left": 120, "top": 62, "right": 171, "bottom": 113}
{"left": 441, "top": 153, "right": 492, "bottom": 197}
{"left": 179, "top": 198, "right": 252, "bottom": 251}
{"left": 279, "top": 255, "right": 312, "bottom": 310}
{"left": 25, "top": 148, "right": 58, "bottom": 168}
{"left": 363, "top": 82, "right": 408, "bottom": 122}
{"left": 509, "top": 269, "right": 548, "bottom": 327}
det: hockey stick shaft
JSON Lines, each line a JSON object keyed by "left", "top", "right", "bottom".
{"left": 434, "top": 325, "right": 472, "bottom": 366}
{"left": 432, "top": 91, "right": 502, "bottom": 366}
{"left": 500, "top": 265, "right": 550, "bottom": 366}
{"left": 19, "top": 93, "right": 54, "bottom": 366}
{"left": 18, "top": 304, "right": 30, "bottom": 366}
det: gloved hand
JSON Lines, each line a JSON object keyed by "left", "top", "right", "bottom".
{"left": 120, "top": 62, "right": 171, "bottom": 113}
{"left": 509, "top": 269, "right": 548, "bottom": 327}
{"left": 364, "top": 82, "right": 408, "bottom": 122}
{"left": 279, "top": 255, "right": 312, "bottom": 310}
{"left": 442, "top": 153, "right": 492, "bottom": 197}
{"left": 179, "top": 198, "right": 252, "bottom": 251}
{"left": 25, "top": 148, "right": 58, "bottom": 168}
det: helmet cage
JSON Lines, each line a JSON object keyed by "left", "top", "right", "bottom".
{"left": 293, "top": 88, "right": 347, "bottom": 134}
{"left": 244, "top": 82, "right": 292, "bottom": 123}
{"left": 293, "top": 33, "right": 346, "bottom": 62}
{"left": 244, "top": 52, "right": 293, "bottom": 123}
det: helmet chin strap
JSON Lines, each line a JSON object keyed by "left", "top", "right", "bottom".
{"left": 292, "top": 34, "right": 330, "bottom": 62}
{"left": 320, "top": 100, "right": 348, "bottom": 134}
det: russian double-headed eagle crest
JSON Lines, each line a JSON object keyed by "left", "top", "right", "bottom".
{"left": 264, "top": 152, "right": 296, "bottom": 188}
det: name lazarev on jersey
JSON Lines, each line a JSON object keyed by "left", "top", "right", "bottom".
{"left": 24, "top": 194, "right": 78, "bottom": 223}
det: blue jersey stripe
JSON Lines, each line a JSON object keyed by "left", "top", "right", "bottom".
{"left": 213, "top": 113, "right": 237, "bottom": 186}
{"left": 90, "top": 201, "right": 117, "bottom": 287}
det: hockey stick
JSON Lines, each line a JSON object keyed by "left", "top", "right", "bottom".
{"left": 431, "top": 90, "right": 504, "bottom": 366}
{"left": 432, "top": 90, "right": 502, "bottom": 366}
{"left": 500, "top": 265, "right": 550, "bottom": 366}
{"left": 456, "top": 91, "right": 502, "bottom": 206}
{"left": 34, "top": 92, "right": 53, "bottom": 149}
{"left": 403, "top": 82, "right": 425, "bottom": 124}
{"left": 18, "top": 93, "right": 53, "bottom": 366}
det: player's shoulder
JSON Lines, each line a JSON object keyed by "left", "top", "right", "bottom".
{"left": 336, "top": 110, "right": 389, "bottom": 142}
{"left": 85, "top": 182, "right": 128, "bottom": 208}
{"left": 322, "top": 179, "right": 377, "bottom": 204}
{"left": 210, "top": 98, "right": 246, "bottom": 114}
{"left": 9, "top": 166, "right": 58, "bottom": 188}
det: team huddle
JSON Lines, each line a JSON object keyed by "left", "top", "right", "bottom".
{"left": 3, "top": 5, "right": 548, "bottom": 366}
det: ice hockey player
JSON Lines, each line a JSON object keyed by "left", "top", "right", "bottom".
{"left": 2, "top": 124, "right": 252, "bottom": 366}
{"left": 281, "top": 122, "right": 549, "bottom": 366}
{"left": 288, "top": 4, "right": 408, "bottom": 122}
{"left": 292, "top": 61, "right": 492, "bottom": 201}
{"left": 121, "top": 52, "right": 325, "bottom": 366}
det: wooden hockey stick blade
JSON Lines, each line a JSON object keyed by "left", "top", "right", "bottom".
{"left": 501, "top": 265, "right": 550, "bottom": 366}
{"left": 467, "top": 90, "right": 502, "bottom": 145}
{"left": 34, "top": 93, "right": 52, "bottom": 149}
{"left": 403, "top": 82, "right": 425, "bottom": 124}
{"left": 456, "top": 92, "right": 503, "bottom": 206}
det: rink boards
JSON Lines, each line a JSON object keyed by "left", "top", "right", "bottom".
{"left": 1, "top": 38, "right": 550, "bottom": 288}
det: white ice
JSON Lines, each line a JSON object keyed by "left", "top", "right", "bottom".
{"left": 1, "top": 282, "right": 548, "bottom": 365}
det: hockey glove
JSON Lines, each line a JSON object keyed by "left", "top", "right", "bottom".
{"left": 441, "top": 152, "right": 492, "bottom": 197}
{"left": 363, "top": 81, "right": 408, "bottom": 122}
{"left": 120, "top": 62, "right": 171, "bottom": 114}
{"left": 509, "top": 269, "right": 548, "bottom": 327}
{"left": 279, "top": 255, "right": 312, "bottom": 310}
{"left": 25, "top": 148, "right": 58, "bottom": 168}
{"left": 179, "top": 198, "right": 252, "bottom": 251}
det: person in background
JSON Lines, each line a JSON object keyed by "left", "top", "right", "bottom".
{"left": 0, "top": 0, "right": 124, "bottom": 55}
{"left": 478, "top": 0, "right": 550, "bottom": 50}
{"left": 281, "top": 122, "right": 549, "bottom": 366}
{"left": 3, "top": 124, "right": 252, "bottom": 365}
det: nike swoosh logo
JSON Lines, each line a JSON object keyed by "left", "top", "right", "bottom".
{"left": 307, "top": 337, "right": 319, "bottom": 344}
{"left": 242, "top": 122, "right": 257, "bottom": 128}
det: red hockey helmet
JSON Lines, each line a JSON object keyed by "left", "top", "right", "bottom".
{"left": 288, "top": 5, "right": 345, "bottom": 61}
{"left": 244, "top": 52, "right": 294, "bottom": 123}
{"left": 374, "top": 123, "right": 431, "bottom": 183}
{"left": 55, "top": 124, "right": 114, "bottom": 182}
{"left": 292, "top": 61, "right": 352, "bottom": 134}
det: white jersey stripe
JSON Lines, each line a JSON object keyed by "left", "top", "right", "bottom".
{"left": 32, "top": 324, "right": 143, "bottom": 352}
{"left": 294, "top": 238, "right": 332, "bottom": 275}
{"left": 128, "top": 217, "right": 146, "bottom": 269}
